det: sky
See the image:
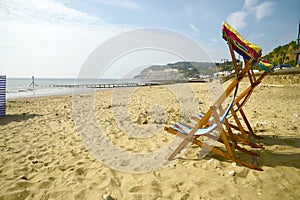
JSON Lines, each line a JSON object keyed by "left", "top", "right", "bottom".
{"left": 0, "top": 0, "right": 299, "bottom": 78}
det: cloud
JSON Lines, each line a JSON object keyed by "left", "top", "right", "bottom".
{"left": 243, "top": 0, "right": 258, "bottom": 10}
{"left": 96, "top": 0, "right": 140, "bottom": 10}
{"left": 227, "top": 11, "right": 247, "bottom": 30}
{"left": 190, "top": 24, "right": 200, "bottom": 32}
{"left": 226, "top": 0, "right": 275, "bottom": 30}
{"left": 255, "top": 1, "right": 275, "bottom": 21}
{"left": 242, "top": 0, "right": 275, "bottom": 21}
{"left": 0, "top": 0, "right": 100, "bottom": 23}
{"left": 0, "top": 0, "right": 133, "bottom": 77}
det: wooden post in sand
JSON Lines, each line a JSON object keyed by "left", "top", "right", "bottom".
{"left": 0, "top": 75, "right": 6, "bottom": 116}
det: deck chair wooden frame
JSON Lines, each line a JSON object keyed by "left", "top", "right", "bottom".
{"left": 228, "top": 62, "right": 268, "bottom": 141}
{"left": 191, "top": 61, "right": 271, "bottom": 151}
{"left": 165, "top": 77, "right": 262, "bottom": 170}
{"left": 165, "top": 66, "right": 263, "bottom": 170}
{"left": 220, "top": 21, "right": 272, "bottom": 145}
{"left": 207, "top": 23, "right": 272, "bottom": 149}
{"left": 164, "top": 22, "right": 269, "bottom": 171}
{"left": 225, "top": 59, "right": 273, "bottom": 149}
{"left": 192, "top": 57, "right": 268, "bottom": 150}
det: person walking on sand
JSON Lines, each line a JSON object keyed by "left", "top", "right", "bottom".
{"left": 29, "top": 76, "right": 38, "bottom": 87}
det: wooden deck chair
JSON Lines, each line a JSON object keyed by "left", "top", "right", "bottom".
{"left": 227, "top": 59, "right": 273, "bottom": 145}
{"left": 195, "top": 22, "right": 272, "bottom": 148}
{"left": 165, "top": 74, "right": 262, "bottom": 170}
{"left": 164, "top": 22, "right": 266, "bottom": 171}
{"left": 221, "top": 22, "right": 274, "bottom": 146}
{"left": 165, "top": 78, "right": 262, "bottom": 170}
{"left": 0, "top": 75, "right": 6, "bottom": 117}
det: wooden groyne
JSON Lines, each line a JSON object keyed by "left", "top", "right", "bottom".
{"left": 50, "top": 83, "right": 140, "bottom": 88}
{"left": 41, "top": 80, "right": 188, "bottom": 89}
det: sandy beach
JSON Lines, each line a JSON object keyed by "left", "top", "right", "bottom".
{"left": 1, "top": 75, "right": 300, "bottom": 200}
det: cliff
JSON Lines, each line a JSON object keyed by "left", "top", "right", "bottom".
{"left": 133, "top": 61, "right": 216, "bottom": 80}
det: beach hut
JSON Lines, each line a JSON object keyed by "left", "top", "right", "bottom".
{"left": 0, "top": 75, "right": 6, "bottom": 116}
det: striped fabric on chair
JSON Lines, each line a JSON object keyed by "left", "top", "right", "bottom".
{"left": 0, "top": 75, "right": 6, "bottom": 116}
{"left": 222, "top": 22, "right": 262, "bottom": 60}
{"left": 258, "top": 59, "right": 274, "bottom": 73}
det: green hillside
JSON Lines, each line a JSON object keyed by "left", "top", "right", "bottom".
{"left": 134, "top": 61, "right": 216, "bottom": 79}
{"left": 134, "top": 41, "right": 299, "bottom": 80}
{"left": 262, "top": 40, "right": 298, "bottom": 66}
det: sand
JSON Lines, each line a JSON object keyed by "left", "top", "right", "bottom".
{"left": 0, "top": 77, "right": 300, "bottom": 199}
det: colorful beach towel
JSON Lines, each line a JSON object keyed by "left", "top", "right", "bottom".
{"left": 222, "top": 22, "right": 262, "bottom": 60}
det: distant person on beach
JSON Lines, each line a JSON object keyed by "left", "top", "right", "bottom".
{"left": 30, "top": 76, "right": 38, "bottom": 87}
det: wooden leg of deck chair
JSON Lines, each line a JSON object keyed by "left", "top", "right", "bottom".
{"left": 228, "top": 119, "right": 263, "bottom": 170}
{"left": 231, "top": 109, "right": 249, "bottom": 140}
{"left": 193, "top": 134, "right": 262, "bottom": 171}
{"left": 168, "top": 138, "right": 191, "bottom": 161}
{"left": 208, "top": 128, "right": 262, "bottom": 170}
{"left": 164, "top": 127, "right": 192, "bottom": 160}
{"left": 231, "top": 109, "right": 264, "bottom": 149}
{"left": 219, "top": 107, "right": 237, "bottom": 149}
{"left": 167, "top": 109, "right": 213, "bottom": 160}
{"left": 238, "top": 106, "right": 264, "bottom": 140}
{"left": 165, "top": 127, "right": 228, "bottom": 160}
{"left": 223, "top": 119, "right": 262, "bottom": 157}
{"left": 214, "top": 107, "right": 263, "bottom": 170}
{"left": 165, "top": 127, "right": 263, "bottom": 171}
{"left": 191, "top": 138, "right": 228, "bottom": 159}
{"left": 165, "top": 125, "right": 231, "bottom": 159}
{"left": 209, "top": 130, "right": 260, "bottom": 157}
{"left": 166, "top": 124, "right": 200, "bottom": 161}
{"left": 211, "top": 106, "right": 235, "bottom": 160}
{"left": 229, "top": 123, "right": 250, "bottom": 134}
{"left": 234, "top": 158, "right": 263, "bottom": 171}
{"left": 224, "top": 121, "right": 237, "bottom": 150}
{"left": 203, "top": 129, "right": 260, "bottom": 157}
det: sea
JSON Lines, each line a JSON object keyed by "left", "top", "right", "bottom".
{"left": 6, "top": 78, "right": 143, "bottom": 100}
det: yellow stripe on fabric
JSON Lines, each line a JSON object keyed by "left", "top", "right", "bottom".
{"left": 222, "top": 22, "right": 262, "bottom": 54}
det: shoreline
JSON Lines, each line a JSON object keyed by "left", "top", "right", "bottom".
{"left": 6, "top": 72, "right": 300, "bottom": 100}
{"left": 6, "top": 80, "right": 187, "bottom": 100}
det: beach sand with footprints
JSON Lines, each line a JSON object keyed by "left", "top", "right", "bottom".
{"left": 1, "top": 75, "right": 300, "bottom": 199}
